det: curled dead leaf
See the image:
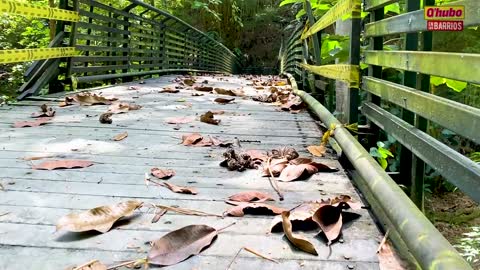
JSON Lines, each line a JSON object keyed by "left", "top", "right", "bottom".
{"left": 147, "top": 224, "right": 218, "bottom": 266}
{"left": 31, "top": 104, "right": 55, "bottom": 118}
{"left": 162, "top": 182, "right": 198, "bottom": 195}
{"left": 278, "top": 160, "right": 338, "bottom": 182}
{"left": 160, "top": 87, "right": 179, "bottom": 93}
{"left": 200, "top": 111, "right": 220, "bottom": 125}
{"left": 32, "top": 160, "right": 94, "bottom": 170}
{"left": 113, "top": 132, "right": 128, "bottom": 141}
{"left": 213, "top": 88, "right": 236, "bottom": 96}
{"left": 151, "top": 209, "right": 168, "bottom": 223}
{"left": 108, "top": 102, "right": 142, "bottom": 114}
{"left": 224, "top": 202, "right": 286, "bottom": 217}
{"left": 307, "top": 144, "right": 327, "bottom": 157}
{"left": 228, "top": 191, "right": 275, "bottom": 203}
{"left": 194, "top": 86, "right": 213, "bottom": 92}
{"left": 184, "top": 78, "right": 196, "bottom": 86}
{"left": 270, "top": 202, "right": 324, "bottom": 232}
{"left": 56, "top": 200, "right": 143, "bottom": 233}
{"left": 312, "top": 204, "right": 343, "bottom": 245}
{"left": 214, "top": 97, "right": 235, "bottom": 104}
{"left": 72, "top": 93, "right": 117, "bottom": 106}
{"left": 13, "top": 117, "right": 52, "bottom": 128}
{"left": 182, "top": 133, "right": 203, "bottom": 146}
{"left": 151, "top": 168, "right": 176, "bottom": 179}
{"left": 262, "top": 158, "right": 288, "bottom": 177}
{"left": 68, "top": 259, "right": 107, "bottom": 270}
{"left": 282, "top": 211, "right": 318, "bottom": 255}
{"left": 181, "top": 133, "right": 232, "bottom": 147}
{"left": 99, "top": 113, "right": 112, "bottom": 124}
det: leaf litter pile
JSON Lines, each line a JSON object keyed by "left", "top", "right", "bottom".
{"left": 11, "top": 75, "right": 373, "bottom": 269}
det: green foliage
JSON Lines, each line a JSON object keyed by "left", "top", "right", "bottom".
{"left": 431, "top": 76, "right": 468, "bottom": 93}
{"left": 370, "top": 141, "right": 395, "bottom": 170}
{"left": 455, "top": 227, "right": 480, "bottom": 265}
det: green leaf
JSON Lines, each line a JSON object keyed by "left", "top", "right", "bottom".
{"left": 378, "top": 147, "right": 394, "bottom": 158}
{"left": 384, "top": 3, "right": 400, "bottom": 14}
{"left": 295, "top": 9, "right": 306, "bottom": 19}
{"left": 430, "top": 76, "right": 446, "bottom": 86}
{"left": 360, "top": 63, "right": 368, "bottom": 70}
{"left": 378, "top": 158, "right": 388, "bottom": 170}
{"left": 279, "top": 0, "right": 301, "bottom": 7}
{"left": 445, "top": 79, "right": 467, "bottom": 92}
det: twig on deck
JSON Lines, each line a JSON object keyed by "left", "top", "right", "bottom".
{"left": 266, "top": 157, "right": 284, "bottom": 201}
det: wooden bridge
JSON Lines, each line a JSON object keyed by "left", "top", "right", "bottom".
{"left": 0, "top": 0, "right": 479, "bottom": 270}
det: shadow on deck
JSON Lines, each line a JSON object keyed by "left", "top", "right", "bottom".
{"left": 0, "top": 75, "right": 384, "bottom": 270}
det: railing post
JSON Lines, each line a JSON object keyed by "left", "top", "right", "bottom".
{"left": 346, "top": 4, "right": 361, "bottom": 124}
{"left": 305, "top": 0, "right": 325, "bottom": 103}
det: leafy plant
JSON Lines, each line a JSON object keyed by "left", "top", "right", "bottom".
{"left": 455, "top": 226, "right": 480, "bottom": 265}
{"left": 370, "top": 141, "right": 394, "bottom": 170}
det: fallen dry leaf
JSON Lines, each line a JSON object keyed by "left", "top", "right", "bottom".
{"left": 191, "top": 92, "right": 204, "bottom": 96}
{"left": 159, "top": 87, "right": 179, "bottom": 93}
{"left": 312, "top": 204, "right": 343, "bottom": 245}
{"left": 282, "top": 211, "right": 318, "bottom": 255}
{"left": 32, "top": 160, "right": 94, "bottom": 170}
{"left": 213, "top": 88, "right": 236, "bottom": 96}
{"left": 182, "top": 133, "right": 203, "bottom": 146}
{"left": 262, "top": 158, "right": 289, "bottom": 177}
{"left": 245, "top": 149, "right": 267, "bottom": 162}
{"left": 214, "top": 97, "right": 235, "bottom": 104}
{"left": 181, "top": 133, "right": 231, "bottom": 147}
{"left": 162, "top": 182, "right": 198, "bottom": 195}
{"left": 278, "top": 159, "right": 338, "bottom": 182}
{"left": 378, "top": 239, "right": 408, "bottom": 270}
{"left": 113, "top": 132, "right": 128, "bottom": 141}
{"left": 200, "top": 111, "right": 220, "bottom": 125}
{"left": 108, "top": 102, "right": 142, "bottom": 114}
{"left": 211, "top": 110, "right": 225, "bottom": 115}
{"left": 270, "top": 202, "right": 324, "bottom": 232}
{"left": 151, "top": 168, "right": 176, "bottom": 179}
{"left": 72, "top": 93, "right": 117, "bottom": 106}
{"left": 59, "top": 96, "right": 75, "bottom": 107}
{"left": 13, "top": 117, "right": 52, "bottom": 128}
{"left": 220, "top": 148, "right": 262, "bottom": 171}
{"left": 99, "top": 113, "right": 112, "bottom": 124}
{"left": 68, "top": 259, "right": 107, "bottom": 270}
{"left": 148, "top": 224, "right": 218, "bottom": 266}
{"left": 56, "top": 200, "right": 143, "bottom": 233}
{"left": 166, "top": 117, "right": 194, "bottom": 125}
{"left": 307, "top": 144, "right": 327, "bottom": 157}
{"left": 194, "top": 86, "right": 213, "bottom": 92}
{"left": 128, "top": 86, "right": 141, "bottom": 90}
{"left": 31, "top": 104, "right": 55, "bottom": 118}
{"left": 228, "top": 191, "right": 275, "bottom": 203}
{"left": 224, "top": 202, "right": 286, "bottom": 217}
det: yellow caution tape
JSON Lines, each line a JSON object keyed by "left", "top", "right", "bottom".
{"left": 301, "top": 0, "right": 361, "bottom": 40}
{"left": 300, "top": 63, "right": 360, "bottom": 88}
{"left": 0, "top": 0, "right": 79, "bottom": 21}
{"left": 0, "top": 47, "right": 77, "bottom": 64}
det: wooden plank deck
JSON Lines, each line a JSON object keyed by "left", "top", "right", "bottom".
{"left": 0, "top": 75, "right": 383, "bottom": 270}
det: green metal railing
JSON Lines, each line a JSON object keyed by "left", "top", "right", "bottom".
{"left": 280, "top": 0, "right": 480, "bottom": 269}
{"left": 0, "top": 0, "right": 240, "bottom": 99}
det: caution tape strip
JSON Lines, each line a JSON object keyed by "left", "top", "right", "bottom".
{"left": 0, "top": 0, "right": 79, "bottom": 22}
{"left": 0, "top": 47, "right": 77, "bottom": 64}
{"left": 300, "top": 63, "right": 360, "bottom": 88}
{"left": 301, "top": 0, "right": 361, "bottom": 40}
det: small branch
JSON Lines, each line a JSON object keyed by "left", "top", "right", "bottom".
{"left": 266, "top": 157, "right": 284, "bottom": 201}
{"left": 377, "top": 230, "right": 390, "bottom": 253}
{"left": 244, "top": 247, "right": 278, "bottom": 263}
{"left": 107, "top": 258, "right": 147, "bottom": 270}
{"left": 0, "top": 212, "right": 10, "bottom": 218}
{"left": 226, "top": 247, "right": 243, "bottom": 270}
{"left": 153, "top": 204, "right": 223, "bottom": 218}
{"left": 72, "top": 260, "right": 100, "bottom": 270}
{"left": 217, "top": 222, "right": 237, "bottom": 233}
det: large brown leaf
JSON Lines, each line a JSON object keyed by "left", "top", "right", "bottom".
{"left": 200, "top": 111, "right": 220, "bottom": 125}
{"left": 278, "top": 160, "right": 338, "bottom": 182}
{"left": 162, "top": 182, "right": 198, "bottom": 195}
{"left": 159, "top": 87, "right": 180, "bottom": 93}
{"left": 262, "top": 158, "right": 288, "bottom": 177}
{"left": 31, "top": 104, "right": 55, "bottom": 118}
{"left": 181, "top": 133, "right": 203, "bottom": 146}
{"left": 213, "top": 88, "right": 236, "bottom": 96}
{"left": 245, "top": 149, "right": 267, "bottom": 162}
{"left": 13, "top": 117, "right": 52, "bottom": 128}
{"left": 194, "top": 86, "right": 213, "bottom": 92}
{"left": 270, "top": 202, "right": 324, "bottom": 232}
{"left": 214, "top": 97, "right": 235, "bottom": 104}
{"left": 56, "top": 200, "right": 143, "bottom": 233}
{"left": 166, "top": 117, "right": 194, "bottom": 124}
{"left": 282, "top": 211, "right": 318, "bottom": 255}
{"left": 147, "top": 224, "right": 218, "bottom": 266}
{"left": 72, "top": 93, "right": 117, "bottom": 106}
{"left": 32, "top": 160, "right": 94, "bottom": 170}
{"left": 224, "top": 202, "right": 286, "bottom": 217}
{"left": 108, "top": 102, "right": 142, "bottom": 114}
{"left": 312, "top": 205, "right": 343, "bottom": 245}
{"left": 228, "top": 191, "right": 274, "bottom": 203}
{"left": 151, "top": 168, "right": 176, "bottom": 179}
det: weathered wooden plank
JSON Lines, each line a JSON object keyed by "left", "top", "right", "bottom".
{"left": 364, "top": 0, "right": 398, "bottom": 11}
{"left": 363, "top": 50, "right": 480, "bottom": 84}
